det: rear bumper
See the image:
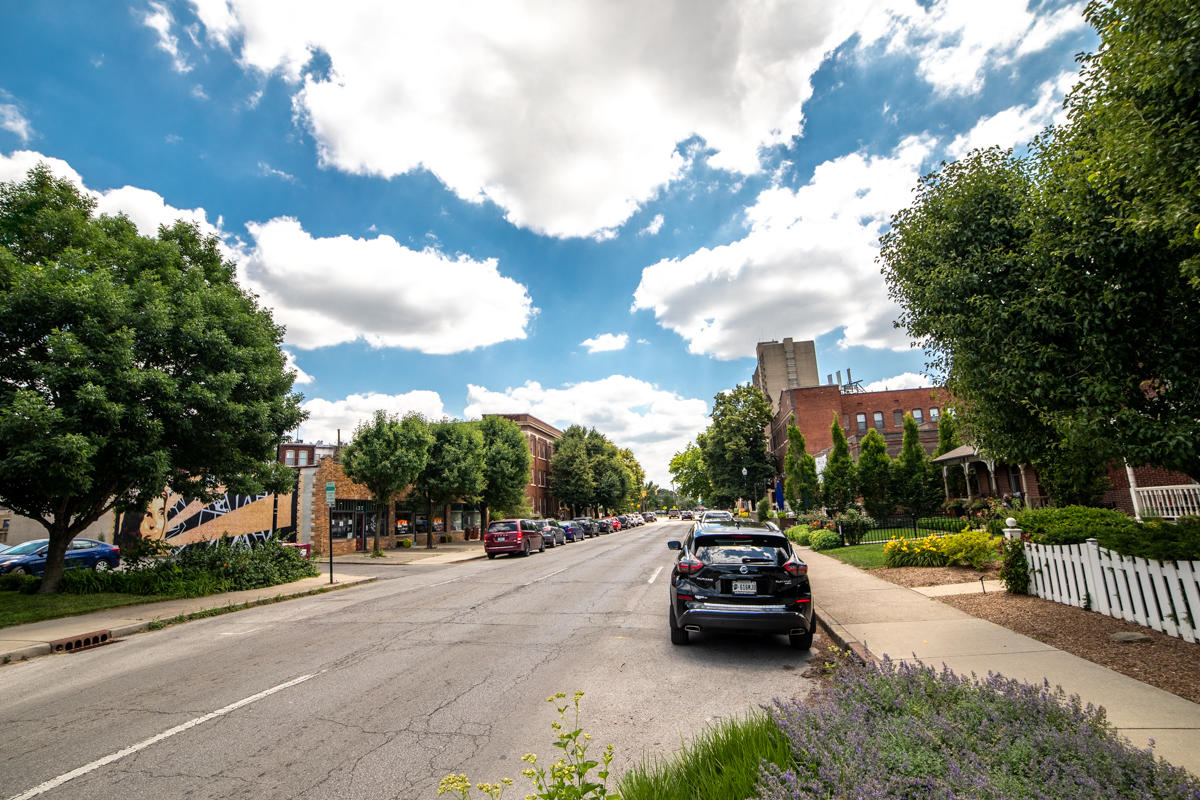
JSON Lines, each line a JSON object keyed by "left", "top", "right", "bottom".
{"left": 677, "top": 601, "right": 812, "bottom": 635}
{"left": 484, "top": 541, "right": 525, "bottom": 554}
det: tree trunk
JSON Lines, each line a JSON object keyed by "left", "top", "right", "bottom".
{"left": 443, "top": 503, "right": 451, "bottom": 541}
{"left": 482, "top": 504, "right": 490, "bottom": 539}
{"left": 373, "top": 503, "right": 383, "bottom": 555}
{"left": 37, "top": 519, "right": 73, "bottom": 594}
{"left": 426, "top": 498, "right": 434, "bottom": 549}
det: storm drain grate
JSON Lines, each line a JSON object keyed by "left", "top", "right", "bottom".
{"left": 49, "top": 630, "right": 112, "bottom": 653}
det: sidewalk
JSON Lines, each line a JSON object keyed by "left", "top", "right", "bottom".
{"left": 806, "top": 548, "right": 1200, "bottom": 776}
{"left": 327, "top": 539, "right": 488, "bottom": 566}
{"left": 0, "top": 572, "right": 374, "bottom": 664}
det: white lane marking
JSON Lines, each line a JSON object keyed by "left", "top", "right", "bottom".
{"left": 648, "top": 566, "right": 664, "bottom": 584}
{"left": 520, "top": 565, "right": 573, "bottom": 588}
{"left": 7, "top": 672, "right": 320, "bottom": 800}
{"left": 218, "top": 627, "right": 261, "bottom": 636}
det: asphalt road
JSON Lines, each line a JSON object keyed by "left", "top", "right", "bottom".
{"left": 0, "top": 521, "right": 816, "bottom": 800}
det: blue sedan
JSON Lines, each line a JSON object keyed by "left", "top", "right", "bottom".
{"left": 0, "top": 538, "right": 121, "bottom": 575}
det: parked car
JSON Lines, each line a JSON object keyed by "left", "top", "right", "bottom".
{"left": 573, "top": 518, "right": 598, "bottom": 538}
{"left": 610, "top": 517, "right": 623, "bottom": 532}
{"left": 0, "top": 538, "right": 121, "bottom": 575}
{"left": 642, "top": 512, "right": 656, "bottom": 522}
{"left": 483, "top": 519, "right": 545, "bottom": 558}
{"left": 539, "top": 520, "right": 567, "bottom": 547}
{"left": 560, "top": 520, "right": 585, "bottom": 542}
{"left": 666, "top": 519, "right": 813, "bottom": 650}
{"left": 699, "top": 510, "right": 733, "bottom": 523}
{"left": 596, "top": 518, "right": 613, "bottom": 534}
{"left": 675, "top": 509, "right": 688, "bottom": 519}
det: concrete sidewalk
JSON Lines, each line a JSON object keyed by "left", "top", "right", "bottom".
{"left": 327, "top": 539, "right": 488, "bottom": 566}
{"left": 806, "top": 548, "right": 1200, "bottom": 776}
{"left": 0, "top": 572, "right": 374, "bottom": 664}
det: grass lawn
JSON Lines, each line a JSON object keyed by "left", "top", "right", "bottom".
{"left": 819, "top": 541, "right": 888, "bottom": 569}
{"left": 0, "top": 592, "right": 164, "bottom": 629}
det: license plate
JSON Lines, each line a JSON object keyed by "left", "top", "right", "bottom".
{"left": 496, "top": 535, "right": 507, "bottom": 541}
{"left": 732, "top": 579, "right": 756, "bottom": 595}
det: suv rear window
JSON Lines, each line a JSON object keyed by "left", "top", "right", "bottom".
{"left": 488, "top": 521, "right": 518, "bottom": 533}
{"left": 694, "top": 535, "right": 789, "bottom": 565}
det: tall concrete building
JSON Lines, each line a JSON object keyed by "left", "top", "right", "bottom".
{"left": 751, "top": 338, "right": 819, "bottom": 412}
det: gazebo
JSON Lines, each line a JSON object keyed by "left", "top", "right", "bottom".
{"left": 931, "top": 445, "right": 1029, "bottom": 501}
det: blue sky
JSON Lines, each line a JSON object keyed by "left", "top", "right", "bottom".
{"left": 0, "top": 0, "right": 1095, "bottom": 483}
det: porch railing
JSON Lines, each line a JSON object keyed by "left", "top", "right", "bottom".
{"left": 1134, "top": 484, "right": 1200, "bottom": 520}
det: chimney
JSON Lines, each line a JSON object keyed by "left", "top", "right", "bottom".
{"left": 836, "top": 370, "right": 842, "bottom": 387}
{"left": 827, "top": 373, "right": 833, "bottom": 385}
{"left": 846, "top": 368, "right": 853, "bottom": 384}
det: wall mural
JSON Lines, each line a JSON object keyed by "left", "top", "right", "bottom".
{"left": 126, "top": 489, "right": 295, "bottom": 547}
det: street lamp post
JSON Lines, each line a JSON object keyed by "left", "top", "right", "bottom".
{"left": 741, "top": 467, "right": 748, "bottom": 512}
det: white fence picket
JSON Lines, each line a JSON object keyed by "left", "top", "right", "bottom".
{"left": 1022, "top": 539, "right": 1200, "bottom": 643}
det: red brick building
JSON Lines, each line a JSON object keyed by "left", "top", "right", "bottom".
{"left": 487, "top": 413, "right": 567, "bottom": 519}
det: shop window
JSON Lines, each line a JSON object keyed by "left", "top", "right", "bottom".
{"left": 856, "top": 413, "right": 867, "bottom": 431}
{"left": 873, "top": 411, "right": 884, "bottom": 429}
{"left": 330, "top": 511, "right": 354, "bottom": 539}
{"left": 913, "top": 408, "right": 924, "bottom": 424}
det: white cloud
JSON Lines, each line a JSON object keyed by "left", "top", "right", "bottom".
{"left": 238, "top": 217, "right": 536, "bottom": 353}
{"left": 891, "top": 0, "right": 1086, "bottom": 96}
{"left": 640, "top": 214, "right": 665, "bottom": 236}
{"left": 632, "top": 135, "right": 937, "bottom": 359}
{"left": 860, "top": 372, "right": 932, "bottom": 392}
{"left": 257, "top": 160, "right": 297, "bottom": 182}
{"left": 183, "top": 1, "right": 1084, "bottom": 238}
{"left": 0, "top": 150, "right": 220, "bottom": 239}
{"left": 947, "top": 71, "right": 1076, "bottom": 158}
{"left": 191, "top": 84, "right": 209, "bottom": 100}
{"left": 580, "top": 332, "right": 629, "bottom": 353}
{"left": 464, "top": 376, "right": 710, "bottom": 485}
{"left": 143, "top": 1, "right": 192, "bottom": 73}
{"left": 299, "top": 390, "right": 448, "bottom": 443}
{"left": 0, "top": 99, "right": 33, "bottom": 142}
{"left": 282, "top": 350, "right": 313, "bottom": 385}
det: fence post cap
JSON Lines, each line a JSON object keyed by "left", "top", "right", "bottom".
{"left": 1005, "top": 517, "right": 1017, "bottom": 528}
{"left": 1086, "top": 537, "right": 1099, "bottom": 544}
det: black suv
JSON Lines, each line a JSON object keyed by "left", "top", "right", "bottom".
{"left": 666, "top": 520, "right": 813, "bottom": 649}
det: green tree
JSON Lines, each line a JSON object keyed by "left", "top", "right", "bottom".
{"left": 549, "top": 425, "right": 595, "bottom": 515}
{"left": 341, "top": 411, "right": 432, "bottom": 555}
{"left": 934, "top": 412, "right": 966, "bottom": 498}
{"left": 700, "top": 384, "right": 774, "bottom": 508}
{"left": 478, "top": 415, "right": 532, "bottom": 526}
{"left": 880, "top": 142, "right": 1200, "bottom": 496}
{"left": 0, "top": 166, "right": 304, "bottom": 593}
{"left": 1070, "top": 0, "right": 1200, "bottom": 286}
{"left": 411, "top": 421, "right": 485, "bottom": 548}
{"left": 593, "top": 445, "right": 632, "bottom": 513}
{"left": 891, "top": 414, "right": 943, "bottom": 516}
{"left": 668, "top": 441, "right": 711, "bottom": 506}
{"left": 783, "top": 416, "right": 820, "bottom": 512}
{"left": 821, "top": 415, "right": 856, "bottom": 514}
{"left": 856, "top": 428, "right": 893, "bottom": 520}
{"left": 617, "top": 448, "right": 645, "bottom": 510}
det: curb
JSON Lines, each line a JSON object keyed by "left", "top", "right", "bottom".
{"left": 813, "top": 604, "right": 876, "bottom": 665}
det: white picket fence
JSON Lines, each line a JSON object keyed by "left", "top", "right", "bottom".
{"left": 1024, "top": 539, "right": 1200, "bottom": 643}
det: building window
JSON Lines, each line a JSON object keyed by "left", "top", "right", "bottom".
{"left": 930, "top": 407, "right": 940, "bottom": 422}
{"left": 298, "top": 450, "right": 309, "bottom": 466}
{"left": 893, "top": 409, "right": 904, "bottom": 427}
{"left": 856, "top": 413, "right": 867, "bottom": 431}
{"left": 913, "top": 408, "right": 924, "bottom": 424}
{"left": 284, "top": 449, "right": 295, "bottom": 466}
{"left": 873, "top": 411, "right": 884, "bottom": 429}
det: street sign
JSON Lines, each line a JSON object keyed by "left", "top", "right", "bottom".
{"left": 325, "top": 481, "right": 335, "bottom": 507}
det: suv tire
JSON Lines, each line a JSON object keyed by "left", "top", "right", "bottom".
{"left": 789, "top": 629, "right": 813, "bottom": 651}
{"left": 669, "top": 606, "right": 689, "bottom": 645}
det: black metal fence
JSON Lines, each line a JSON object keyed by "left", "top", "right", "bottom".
{"left": 855, "top": 514, "right": 967, "bottom": 545}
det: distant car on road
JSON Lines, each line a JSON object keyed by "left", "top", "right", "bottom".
{"left": 484, "top": 519, "right": 545, "bottom": 558}
{"left": 699, "top": 510, "right": 733, "bottom": 523}
{"left": 0, "top": 538, "right": 121, "bottom": 575}
{"left": 642, "top": 512, "right": 656, "bottom": 522}
{"left": 668, "top": 509, "right": 681, "bottom": 519}
{"left": 560, "top": 520, "right": 585, "bottom": 542}
{"left": 679, "top": 510, "right": 692, "bottom": 520}
{"left": 539, "top": 520, "right": 567, "bottom": 547}
{"left": 666, "top": 519, "right": 813, "bottom": 650}
{"left": 596, "top": 518, "right": 613, "bottom": 534}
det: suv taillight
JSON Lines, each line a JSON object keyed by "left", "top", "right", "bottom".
{"left": 784, "top": 558, "right": 807, "bottom": 577}
{"left": 677, "top": 555, "right": 704, "bottom": 575}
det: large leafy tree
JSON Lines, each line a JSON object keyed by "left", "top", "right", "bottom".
{"left": 341, "top": 411, "right": 432, "bottom": 555}
{"left": 0, "top": 166, "right": 304, "bottom": 593}
{"left": 1070, "top": 0, "right": 1200, "bottom": 286}
{"left": 783, "top": 416, "right": 820, "bottom": 512}
{"left": 821, "top": 415, "right": 856, "bottom": 514}
{"left": 891, "top": 414, "right": 943, "bottom": 516}
{"left": 478, "top": 415, "right": 532, "bottom": 525}
{"left": 856, "top": 428, "right": 893, "bottom": 520}
{"left": 880, "top": 140, "right": 1200, "bottom": 495}
{"left": 593, "top": 444, "right": 632, "bottom": 513}
{"left": 411, "top": 421, "right": 485, "bottom": 548}
{"left": 700, "top": 384, "right": 774, "bottom": 508}
{"left": 549, "top": 425, "right": 594, "bottom": 515}
{"left": 617, "top": 448, "right": 645, "bottom": 510}
{"left": 935, "top": 412, "right": 966, "bottom": 497}
{"left": 669, "top": 441, "right": 711, "bottom": 505}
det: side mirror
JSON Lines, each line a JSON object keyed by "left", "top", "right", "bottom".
{"left": 667, "top": 540, "right": 682, "bottom": 551}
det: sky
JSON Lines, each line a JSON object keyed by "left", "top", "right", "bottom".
{"left": 0, "top": 0, "right": 1096, "bottom": 485}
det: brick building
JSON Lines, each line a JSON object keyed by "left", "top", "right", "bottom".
{"left": 486, "top": 413, "right": 567, "bottom": 519}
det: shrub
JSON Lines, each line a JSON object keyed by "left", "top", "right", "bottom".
{"left": 794, "top": 511, "right": 831, "bottom": 529}
{"left": 784, "top": 526, "right": 811, "bottom": 547}
{"left": 883, "top": 536, "right": 948, "bottom": 567}
{"left": 398, "top": 538, "right": 413, "bottom": 548}
{"left": 0, "top": 573, "right": 42, "bottom": 593}
{"left": 1015, "top": 505, "right": 1138, "bottom": 546}
{"left": 938, "top": 529, "right": 1001, "bottom": 569}
{"left": 809, "top": 529, "right": 842, "bottom": 551}
{"left": 999, "top": 537, "right": 1030, "bottom": 594}
{"left": 834, "top": 507, "right": 874, "bottom": 546}
{"left": 758, "top": 658, "right": 1200, "bottom": 800}
{"left": 756, "top": 496, "right": 771, "bottom": 522}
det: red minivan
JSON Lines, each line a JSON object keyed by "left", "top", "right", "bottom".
{"left": 484, "top": 519, "right": 545, "bottom": 558}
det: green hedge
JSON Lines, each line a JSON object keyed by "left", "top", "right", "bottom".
{"left": 1015, "top": 507, "right": 1200, "bottom": 561}
{"left": 784, "top": 526, "right": 811, "bottom": 547}
{"left": 809, "top": 529, "right": 842, "bottom": 551}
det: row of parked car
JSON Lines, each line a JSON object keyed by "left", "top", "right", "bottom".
{"left": 483, "top": 511, "right": 658, "bottom": 558}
